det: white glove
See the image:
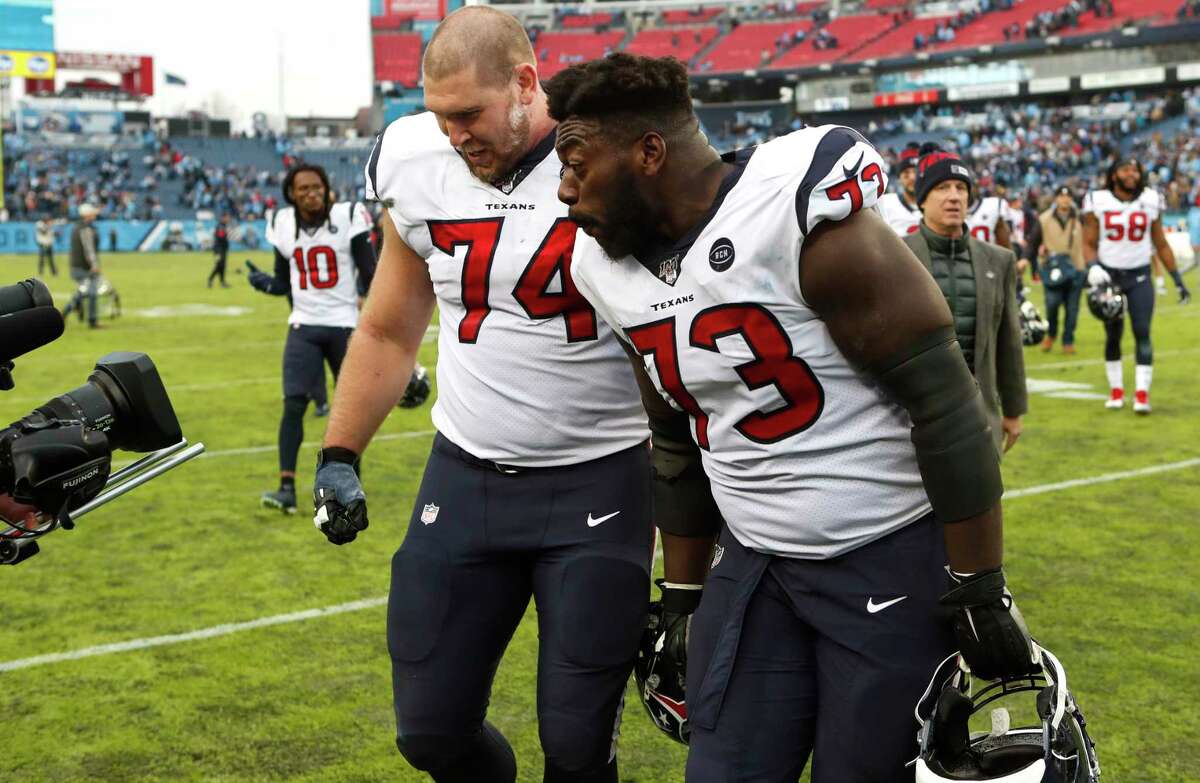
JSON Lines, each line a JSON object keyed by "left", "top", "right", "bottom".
{"left": 1087, "top": 265, "right": 1111, "bottom": 288}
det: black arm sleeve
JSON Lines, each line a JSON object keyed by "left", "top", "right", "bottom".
{"left": 1023, "top": 218, "right": 1042, "bottom": 262}
{"left": 649, "top": 414, "right": 723, "bottom": 538}
{"left": 261, "top": 248, "right": 291, "bottom": 296}
{"left": 350, "top": 232, "right": 377, "bottom": 296}
{"left": 870, "top": 326, "right": 1003, "bottom": 523}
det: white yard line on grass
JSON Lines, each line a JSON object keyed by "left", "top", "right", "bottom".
{"left": 1003, "top": 457, "right": 1200, "bottom": 499}
{"left": 0, "top": 597, "right": 388, "bottom": 673}
{"left": 4, "top": 456, "right": 1198, "bottom": 674}
{"left": 1031, "top": 347, "right": 1200, "bottom": 371}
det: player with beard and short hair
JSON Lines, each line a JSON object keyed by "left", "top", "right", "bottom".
{"left": 878, "top": 142, "right": 922, "bottom": 235}
{"left": 312, "top": 8, "right": 654, "bottom": 783}
{"left": 1083, "top": 157, "right": 1191, "bottom": 414}
{"left": 248, "top": 164, "right": 378, "bottom": 512}
{"left": 548, "top": 53, "right": 1040, "bottom": 781}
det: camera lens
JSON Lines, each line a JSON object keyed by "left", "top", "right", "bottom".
{"left": 29, "top": 352, "right": 181, "bottom": 453}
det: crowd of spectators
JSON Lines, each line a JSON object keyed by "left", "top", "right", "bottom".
{"left": 2, "top": 142, "right": 165, "bottom": 223}
{"left": 3, "top": 133, "right": 289, "bottom": 223}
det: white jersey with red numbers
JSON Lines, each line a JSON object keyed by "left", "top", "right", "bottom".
{"left": 571, "top": 126, "right": 931, "bottom": 559}
{"left": 365, "top": 111, "right": 646, "bottom": 467}
{"left": 1006, "top": 202, "right": 1026, "bottom": 246}
{"left": 878, "top": 191, "right": 922, "bottom": 236}
{"left": 268, "top": 202, "right": 371, "bottom": 328}
{"left": 966, "top": 196, "right": 1006, "bottom": 244}
{"left": 1082, "top": 188, "right": 1164, "bottom": 270}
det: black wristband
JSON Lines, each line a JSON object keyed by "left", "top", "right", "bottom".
{"left": 318, "top": 446, "right": 360, "bottom": 467}
{"left": 1170, "top": 269, "right": 1185, "bottom": 288}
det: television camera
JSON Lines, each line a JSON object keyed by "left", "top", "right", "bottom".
{"left": 0, "top": 278, "right": 204, "bottom": 565}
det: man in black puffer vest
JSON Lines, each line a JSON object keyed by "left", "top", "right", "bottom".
{"left": 903, "top": 145, "right": 1028, "bottom": 456}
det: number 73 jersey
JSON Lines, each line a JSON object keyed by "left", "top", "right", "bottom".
{"left": 365, "top": 112, "right": 646, "bottom": 467}
{"left": 572, "top": 126, "right": 932, "bottom": 559}
{"left": 1082, "top": 188, "right": 1164, "bottom": 270}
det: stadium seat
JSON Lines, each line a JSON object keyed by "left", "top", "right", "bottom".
{"left": 661, "top": 7, "right": 725, "bottom": 25}
{"left": 697, "top": 20, "right": 815, "bottom": 73}
{"left": 770, "top": 13, "right": 896, "bottom": 68}
{"left": 624, "top": 26, "right": 720, "bottom": 65}
{"left": 848, "top": 15, "right": 954, "bottom": 62}
{"left": 373, "top": 33, "right": 422, "bottom": 87}
{"left": 534, "top": 31, "right": 626, "bottom": 78}
{"left": 559, "top": 12, "right": 616, "bottom": 29}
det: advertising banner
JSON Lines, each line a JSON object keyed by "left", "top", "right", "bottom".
{"left": 0, "top": 49, "right": 56, "bottom": 79}
{"left": 0, "top": 219, "right": 269, "bottom": 255}
{"left": 17, "top": 104, "right": 125, "bottom": 135}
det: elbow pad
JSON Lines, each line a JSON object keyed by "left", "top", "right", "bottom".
{"left": 871, "top": 327, "right": 1003, "bottom": 523}
{"left": 650, "top": 424, "right": 722, "bottom": 538}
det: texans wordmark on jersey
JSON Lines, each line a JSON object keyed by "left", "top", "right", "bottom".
{"left": 364, "top": 112, "right": 646, "bottom": 467}
{"left": 572, "top": 125, "right": 930, "bottom": 559}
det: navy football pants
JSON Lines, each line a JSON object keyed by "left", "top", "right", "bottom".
{"left": 1101, "top": 264, "right": 1154, "bottom": 365}
{"left": 277, "top": 324, "right": 352, "bottom": 473}
{"left": 685, "top": 514, "right": 954, "bottom": 783}
{"left": 389, "top": 434, "right": 653, "bottom": 782}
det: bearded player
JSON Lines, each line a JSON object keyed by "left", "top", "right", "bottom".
{"left": 311, "top": 8, "right": 654, "bottom": 782}
{"left": 549, "top": 54, "right": 1039, "bottom": 781}
{"left": 1083, "top": 157, "right": 1191, "bottom": 413}
{"left": 247, "top": 164, "right": 377, "bottom": 512}
{"left": 877, "top": 142, "right": 921, "bottom": 236}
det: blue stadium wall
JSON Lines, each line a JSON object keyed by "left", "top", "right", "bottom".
{"left": 0, "top": 219, "right": 270, "bottom": 254}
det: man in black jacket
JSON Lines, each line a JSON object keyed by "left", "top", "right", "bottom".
{"left": 208, "top": 214, "right": 231, "bottom": 288}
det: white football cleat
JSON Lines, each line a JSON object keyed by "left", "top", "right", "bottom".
{"left": 1133, "top": 390, "right": 1151, "bottom": 415}
{"left": 1105, "top": 389, "right": 1124, "bottom": 410}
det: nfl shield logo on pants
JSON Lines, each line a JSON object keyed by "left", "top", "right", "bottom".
{"left": 421, "top": 503, "right": 440, "bottom": 525}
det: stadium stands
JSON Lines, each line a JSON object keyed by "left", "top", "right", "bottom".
{"left": 558, "top": 12, "right": 616, "bottom": 29}
{"left": 624, "top": 25, "right": 720, "bottom": 63}
{"left": 851, "top": 15, "right": 954, "bottom": 61}
{"left": 661, "top": 7, "right": 724, "bottom": 25}
{"left": 372, "top": 32, "right": 422, "bottom": 87}
{"left": 770, "top": 13, "right": 897, "bottom": 68}
{"left": 534, "top": 30, "right": 626, "bottom": 77}
{"left": 697, "top": 20, "right": 814, "bottom": 72}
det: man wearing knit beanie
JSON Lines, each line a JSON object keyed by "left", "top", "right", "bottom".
{"left": 879, "top": 142, "right": 922, "bottom": 235}
{"left": 902, "top": 144, "right": 1028, "bottom": 456}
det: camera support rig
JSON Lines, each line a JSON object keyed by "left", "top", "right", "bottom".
{"left": 0, "top": 439, "right": 206, "bottom": 565}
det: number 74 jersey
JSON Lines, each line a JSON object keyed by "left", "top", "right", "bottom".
{"left": 365, "top": 112, "right": 646, "bottom": 467}
{"left": 1082, "top": 188, "right": 1164, "bottom": 270}
{"left": 572, "top": 126, "right": 931, "bottom": 559}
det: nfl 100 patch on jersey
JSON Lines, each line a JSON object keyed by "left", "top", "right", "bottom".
{"left": 572, "top": 125, "right": 931, "bottom": 559}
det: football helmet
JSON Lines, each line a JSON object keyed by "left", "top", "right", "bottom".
{"left": 1018, "top": 300, "right": 1048, "bottom": 347}
{"left": 1087, "top": 283, "right": 1125, "bottom": 323}
{"left": 398, "top": 363, "right": 431, "bottom": 408}
{"left": 634, "top": 599, "right": 690, "bottom": 745}
{"left": 914, "top": 643, "right": 1100, "bottom": 782}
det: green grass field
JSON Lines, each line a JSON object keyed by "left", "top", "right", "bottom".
{"left": 0, "top": 251, "right": 1196, "bottom": 782}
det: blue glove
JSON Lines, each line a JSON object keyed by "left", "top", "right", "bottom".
{"left": 313, "top": 449, "right": 367, "bottom": 545}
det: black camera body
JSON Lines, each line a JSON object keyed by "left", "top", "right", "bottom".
{"left": 1, "top": 279, "right": 195, "bottom": 565}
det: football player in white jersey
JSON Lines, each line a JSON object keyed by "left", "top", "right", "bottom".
{"left": 247, "top": 164, "right": 377, "bottom": 512}
{"left": 312, "top": 9, "right": 652, "bottom": 782}
{"left": 877, "top": 142, "right": 922, "bottom": 236}
{"left": 549, "top": 54, "right": 1039, "bottom": 781}
{"left": 1082, "top": 158, "right": 1191, "bottom": 413}
{"left": 966, "top": 191, "right": 1012, "bottom": 249}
